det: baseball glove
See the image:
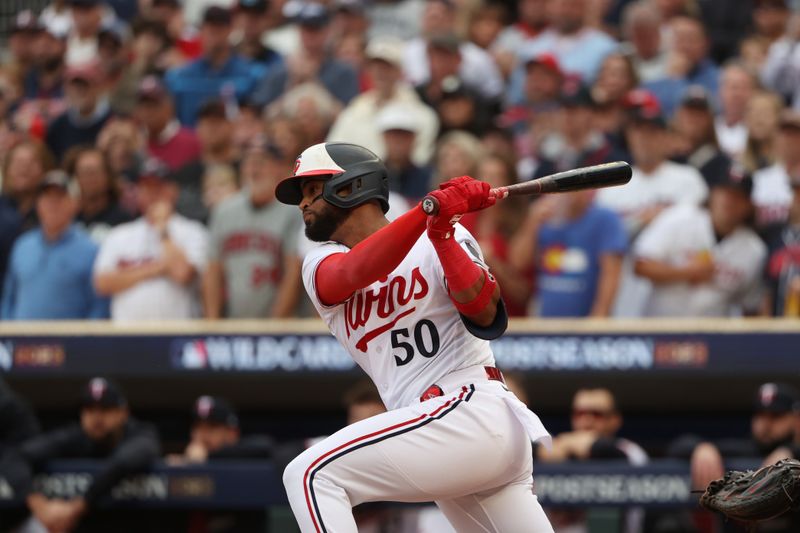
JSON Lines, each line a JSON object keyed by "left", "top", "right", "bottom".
{"left": 700, "top": 459, "right": 800, "bottom": 521}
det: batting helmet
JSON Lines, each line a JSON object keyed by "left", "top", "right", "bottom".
{"left": 275, "top": 142, "right": 390, "bottom": 213}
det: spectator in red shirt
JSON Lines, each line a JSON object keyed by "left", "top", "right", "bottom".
{"left": 134, "top": 75, "right": 201, "bottom": 171}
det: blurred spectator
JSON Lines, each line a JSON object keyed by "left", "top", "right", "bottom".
{"left": 760, "top": 3, "right": 800, "bottom": 110}
{"left": 201, "top": 163, "right": 239, "bottom": 211}
{"left": 269, "top": 82, "right": 341, "bottom": 146}
{"left": 540, "top": 387, "right": 648, "bottom": 463}
{"left": 129, "top": 18, "right": 171, "bottom": 77}
{"left": 165, "top": 6, "right": 261, "bottom": 126}
{"left": 204, "top": 140, "right": 301, "bottom": 319}
{"left": 467, "top": 3, "right": 507, "bottom": 51}
{"left": 134, "top": 75, "right": 201, "bottom": 171}
{"left": 94, "top": 158, "right": 208, "bottom": 321}
{"left": 403, "top": 0, "right": 504, "bottom": 100}
{"left": 742, "top": 90, "right": 783, "bottom": 173}
{"left": 100, "top": 22, "right": 140, "bottom": 115}
{"left": 330, "top": 0, "right": 370, "bottom": 48}
{"left": 21, "top": 16, "right": 66, "bottom": 103}
{"left": 169, "top": 396, "right": 273, "bottom": 463}
{"left": 46, "top": 61, "right": 114, "bottom": 162}
{"left": 753, "top": 0, "right": 791, "bottom": 48}
{"left": 65, "top": 0, "right": 106, "bottom": 67}
{"left": 590, "top": 53, "right": 641, "bottom": 141}
{"left": 634, "top": 167, "right": 766, "bottom": 316}
{"left": 538, "top": 387, "right": 648, "bottom": 533}
{"left": 715, "top": 62, "right": 757, "bottom": 158}
{"left": 234, "top": 0, "right": 284, "bottom": 70}
{"left": 232, "top": 101, "right": 266, "bottom": 150}
{"left": 501, "top": 52, "right": 562, "bottom": 137}
{"left": 365, "top": 0, "right": 425, "bottom": 41}
{"left": 510, "top": 191, "right": 627, "bottom": 317}
{"left": 620, "top": 0, "right": 668, "bottom": 82}
{"left": 1, "top": 140, "right": 55, "bottom": 230}
{"left": 436, "top": 77, "right": 494, "bottom": 137}
{"left": 534, "top": 84, "right": 625, "bottom": 180}
{"left": 96, "top": 116, "right": 145, "bottom": 186}
{"left": 644, "top": 16, "right": 720, "bottom": 117}
{"left": 343, "top": 380, "right": 386, "bottom": 425}
{"left": 596, "top": 92, "right": 708, "bottom": 239}
{"left": 512, "top": 0, "right": 617, "bottom": 97}
{"left": 752, "top": 109, "right": 800, "bottom": 228}
{"left": 173, "top": 99, "right": 238, "bottom": 223}
{"left": 375, "top": 103, "right": 433, "bottom": 201}
{"left": 0, "top": 378, "right": 40, "bottom": 531}
{"left": 491, "top": 0, "right": 550, "bottom": 77}
{"left": 432, "top": 130, "right": 483, "bottom": 186}
{"left": 670, "top": 86, "right": 731, "bottom": 186}
{"left": 0, "top": 197, "right": 22, "bottom": 305}
{"left": 698, "top": 0, "right": 755, "bottom": 64}
{"left": 21, "top": 377, "right": 160, "bottom": 533}
{"left": 2, "top": 170, "right": 108, "bottom": 320}
{"left": 327, "top": 37, "right": 439, "bottom": 167}
{"left": 5, "top": 11, "right": 45, "bottom": 78}
{"left": 460, "top": 154, "right": 532, "bottom": 316}
{"left": 673, "top": 382, "right": 799, "bottom": 493}
{"left": 65, "top": 145, "right": 132, "bottom": 242}
{"left": 251, "top": 2, "right": 358, "bottom": 107}
{"left": 763, "top": 172, "right": 800, "bottom": 316}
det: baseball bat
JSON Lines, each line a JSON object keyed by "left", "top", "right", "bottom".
{"left": 421, "top": 161, "right": 633, "bottom": 216}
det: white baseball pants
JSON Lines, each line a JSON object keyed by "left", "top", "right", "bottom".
{"left": 283, "top": 379, "right": 554, "bottom": 533}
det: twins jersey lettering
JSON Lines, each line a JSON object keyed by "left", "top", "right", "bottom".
{"left": 303, "top": 224, "right": 496, "bottom": 410}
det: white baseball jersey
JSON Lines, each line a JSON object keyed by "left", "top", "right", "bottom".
{"left": 753, "top": 163, "right": 793, "bottom": 227}
{"left": 303, "top": 224, "right": 496, "bottom": 410}
{"left": 94, "top": 215, "right": 208, "bottom": 321}
{"left": 596, "top": 161, "right": 708, "bottom": 236}
{"left": 634, "top": 203, "right": 767, "bottom": 317}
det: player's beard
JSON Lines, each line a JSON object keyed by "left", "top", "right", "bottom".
{"left": 304, "top": 201, "right": 349, "bottom": 242}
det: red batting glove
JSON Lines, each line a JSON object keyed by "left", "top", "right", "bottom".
{"left": 427, "top": 213, "right": 458, "bottom": 240}
{"left": 439, "top": 176, "right": 496, "bottom": 212}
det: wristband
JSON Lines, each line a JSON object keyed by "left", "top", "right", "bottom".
{"left": 452, "top": 271, "right": 497, "bottom": 316}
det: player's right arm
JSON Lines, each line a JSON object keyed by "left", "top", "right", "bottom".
{"left": 314, "top": 206, "right": 429, "bottom": 305}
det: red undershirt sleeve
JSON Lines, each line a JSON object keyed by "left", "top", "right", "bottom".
{"left": 314, "top": 206, "right": 427, "bottom": 306}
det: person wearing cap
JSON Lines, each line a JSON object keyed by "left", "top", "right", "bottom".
{"left": 402, "top": 0, "right": 502, "bottom": 101}
{"left": 327, "top": 37, "right": 438, "bottom": 167}
{"left": 1, "top": 170, "right": 108, "bottom": 320}
{"left": 250, "top": 1, "right": 358, "bottom": 107}
{"left": 508, "top": 0, "right": 617, "bottom": 104}
{"left": 6, "top": 10, "right": 46, "bottom": 78}
{"left": 597, "top": 90, "right": 708, "bottom": 240}
{"left": 752, "top": 110, "right": 800, "bottom": 228}
{"left": 670, "top": 85, "right": 732, "bottom": 187}
{"left": 45, "top": 61, "right": 114, "bottom": 162}
{"left": 20, "top": 377, "right": 160, "bottom": 533}
{"left": 204, "top": 138, "right": 302, "bottom": 318}
{"left": 373, "top": 103, "right": 433, "bottom": 202}
{"left": 762, "top": 149, "right": 800, "bottom": 316}
{"left": 670, "top": 383, "right": 800, "bottom": 494}
{"left": 164, "top": 5, "right": 262, "bottom": 127}
{"left": 134, "top": 75, "right": 201, "bottom": 172}
{"left": 633, "top": 163, "right": 766, "bottom": 317}
{"left": 21, "top": 18, "right": 68, "bottom": 103}
{"left": 169, "top": 396, "right": 273, "bottom": 464}
{"left": 171, "top": 99, "right": 239, "bottom": 223}
{"left": 234, "top": 0, "right": 284, "bottom": 69}
{"left": 65, "top": 0, "right": 106, "bottom": 67}
{"left": 94, "top": 158, "right": 209, "bottom": 320}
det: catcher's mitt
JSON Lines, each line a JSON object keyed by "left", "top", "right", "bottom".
{"left": 700, "top": 459, "right": 800, "bottom": 521}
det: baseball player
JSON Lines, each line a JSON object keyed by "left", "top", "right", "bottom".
{"left": 275, "top": 142, "right": 553, "bottom": 533}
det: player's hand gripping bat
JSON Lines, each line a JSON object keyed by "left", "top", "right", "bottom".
{"left": 421, "top": 161, "right": 633, "bottom": 216}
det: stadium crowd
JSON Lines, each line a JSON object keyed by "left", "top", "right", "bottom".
{"left": 0, "top": 0, "right": 798, "bottom": 321}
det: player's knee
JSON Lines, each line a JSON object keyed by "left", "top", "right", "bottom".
{"left": 283, "top": 452, "right": 311, "bottom": 496}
